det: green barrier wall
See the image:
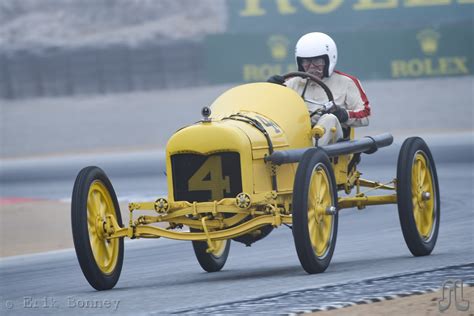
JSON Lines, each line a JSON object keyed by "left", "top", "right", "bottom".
{"left": 205, "top": 0, "right": 473, "bottom": 83}
{"left": 206, "top": 23, "right": 472, "bottom": 83}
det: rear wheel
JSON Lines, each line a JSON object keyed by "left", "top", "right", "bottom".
{"left": 292, "top": 148, "right": 338, "bottom": 274}
{"left": 191, "top": 228, "right": 230, "bottom": 272}
{"left": 71, "top": 166, "right": 124, "bottom": 290}
{"left": 397, "top": 137, "right": 440, "bottom": 256}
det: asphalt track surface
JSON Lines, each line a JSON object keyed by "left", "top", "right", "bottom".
{"left": 0, "top": 77, "right": 473, "bottom": 314}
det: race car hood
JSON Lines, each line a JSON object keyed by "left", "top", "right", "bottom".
{"left": 209, "top": 82, "right": 312, "bottom": 150}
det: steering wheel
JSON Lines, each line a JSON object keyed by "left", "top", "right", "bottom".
{"left": 282, "top": 71, "right": 334, "bottom": 118}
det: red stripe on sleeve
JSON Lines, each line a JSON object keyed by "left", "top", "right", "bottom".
{"left": 334, "top": 70, "right": 371, "bottom": 119}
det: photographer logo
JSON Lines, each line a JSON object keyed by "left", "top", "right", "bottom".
{"left": 438, "top": 279, "right": 470, "bottom": 312}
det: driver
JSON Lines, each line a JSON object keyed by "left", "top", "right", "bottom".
{"left": 268, "top": 32, "right": 371, "bottom": 146}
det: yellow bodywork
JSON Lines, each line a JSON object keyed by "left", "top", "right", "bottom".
{"left": 166, "top": 83, "right": 312, "bottom": 199}
{"left": 100, "top": 83, "right": 399, "bottom": 251}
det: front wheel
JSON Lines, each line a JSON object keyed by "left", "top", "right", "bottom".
{"left": 397, "top": 137, "right": 440, "bottom": 256}
{"left": 292, "top": 148, "right": 338, "bottom": 274}
{"left": 191, "top": 228, "right": 230, "bottom": 272}
{"left": 71, "top": 166, "right": 124, "bottom": 290}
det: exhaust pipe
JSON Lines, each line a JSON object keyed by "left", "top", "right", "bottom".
{"left": 265, "top": 133, "right": 393, "bottom": 165}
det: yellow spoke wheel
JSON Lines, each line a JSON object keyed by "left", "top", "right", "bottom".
{"left": 292, "top": 148, "right": 338, "bottom": 274}
{"left": 397, "top": 138, "right": 440, "bottom": 257}
{"left": 190, "top": 228, "right": 231, "bottom": 272}
{"left": 411, "top": 153, "right": 435, "bottom": 239}
{"left": 72, "top": 166, "right": 124, "bottom": 290}
{"left": 308, "top": 168, "right": 333, "bottom": 257}
{"left": 87, "top": 181, "right": 120, "bottom": 274}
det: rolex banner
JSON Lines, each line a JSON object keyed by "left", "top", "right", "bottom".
{"left": 205, "top": 23, "right": 472, "bottom": 83}
{"left": 227, "top": 0, "right": 474, "bottom": 34}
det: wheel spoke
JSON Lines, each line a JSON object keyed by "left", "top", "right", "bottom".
{"left": 309, "top": 179, "right": 317, "bottom": 202}
{"left": 411, "top": 158, "right": 418, "bottom": 205}
{"left": 417, "top": 160, "right": 423, "bottom": 185}
{"left": 411, "top": 170, "right": 417, "bottom": 189}
{"left": 106, "top": 243, "right": 114, "bottom": 265}
{"left": 425, "top": 199, "right": 434, "bottom": 215}
{"left": 87, "top": 198, "right": 95, "bottom": 216}
{"left": 310, "top": 233, "right": 318, "bottom": 250}
{"left": 87, "top": 211, "right": 96, "bottom": 229}
{"left": 308, "top": 216, "right": 316, "bottom": 233}
{"left": 91, "top": 191, "right": 97, "bottom": 210}
{"left": 320, "top": 170, "right": 330, "bottom": 205}
{"left": 412, "top": 196, "right": 417, "bottom": 208}
{"left": 422, "top": 200, "right": 434, "bottom": 233}
{"left": 322, "top": 191, "right": 331, "bottom": 207}
{"left": 315, "top": 171, "right": 323, "bottom": 191}
{"left": 420, "top": 165, "right": 427, "bottom": 185}
{"left": 308, "top": 217, "right": 318, "bottom": 248}
{"left": 319, "top": 182, "right": 327, "bottom": 203}
{"left": 412, "top": 160, "right": 417, "bottom": 187}
{"left": 324, "top": 216, "right": 332, "bottom": 234}
{"left": 326, "top": 217, "right": 333, "bottom": 238}
{"left": 91, "top": 235, "right": 101, "bottom": 259}
{"left": 412, "top": 159, "right": 418, "bottom": 187}
{"left": 89, "top": 230, "right": 98, "bottom": 245}
{"left": 420, "top": 212, "right": 429, "bottom": 237}
{"left": 414, "top": 205, "right": 422, "bottom": 228}
{"left": 93, "top": 191, "right": 101, "bottom": 214}
{"left": 421, "top": 169, "right": 432, "bottom": 193}
{"left": 422, "top": 182, "right": 431, "bottom": 193}
{"left": 318, "top": 221, "right": 328, "bottom": 255}
{"left": 308, "top": 192, "right": 317, "bottom": 211}
{"left": 315, "top": 222, "right": 322, "bottom": 246}
{"left": 320, "top": 219, "right": 327, "bottom": 240}
{"left": 421, "top": 207, "right": 430, "bottom": 224}
{"left": 103, "top": 243, "right": 110, "bottom": 263}
{"left": 96, "top": 242, "right": 105, "bottom": 264}
{"left": 98, "top": 196, "right": 106, "bottom": 218}
{"left": 309, "top": 205, "right": 318, "bottom": 223}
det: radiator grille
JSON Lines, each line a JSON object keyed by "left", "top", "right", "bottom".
{"left": 171, "top": 152, "right": 242, "bottom": 202}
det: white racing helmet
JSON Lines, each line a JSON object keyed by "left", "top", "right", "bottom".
{"left": 295, "top": 32, "right": 338, "bottom": 77}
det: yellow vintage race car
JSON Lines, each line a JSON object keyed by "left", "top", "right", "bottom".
{"left": 71, "top": 72, "right": 440, "bottom": 290}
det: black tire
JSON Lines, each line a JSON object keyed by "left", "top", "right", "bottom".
{"left": 397, "top": 137, "right": 440, "bottom": 256}
{"left": 292, "top": 148, "right": 338, "bottom": 274}
{"left": 191, "top": 228, "right": 230, "bottom": 272}
{"left": 72, "top": 166, "right": 124, "bottom": 290}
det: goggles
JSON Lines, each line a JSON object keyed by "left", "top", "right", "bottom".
{"left": 301, "top": 57, "right": 326, "bottom": 68}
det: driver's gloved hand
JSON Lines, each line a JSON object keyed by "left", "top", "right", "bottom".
{"left": 330, "top": 104, "right": 349, "bottom": 123}
{"left": 267, "top": 75, "right": 286, "bottom": 85}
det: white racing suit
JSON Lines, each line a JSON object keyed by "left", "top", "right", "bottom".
{"left": 285, "top": 70, "right": 371, "bottom": 146}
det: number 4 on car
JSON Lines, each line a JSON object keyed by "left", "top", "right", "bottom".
{"left": 72, "top": 72, "right": 440, "bottom": 290}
